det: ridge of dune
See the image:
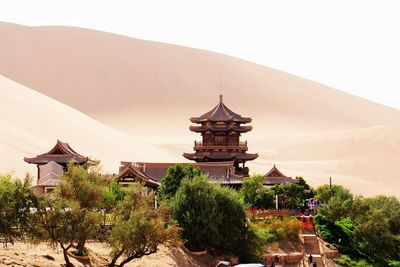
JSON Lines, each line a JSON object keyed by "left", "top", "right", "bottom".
{"left": 1, "top": 21, "right": 400, "bottom": 137}
{"left": 0, "top": 22, "right": 399, "bottom": 197}
{"left": 0, "top": 75, "right": 180, "bottom": 178}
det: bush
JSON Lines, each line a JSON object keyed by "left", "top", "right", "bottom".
{"left": 250, "top": 217, "right": 302, "bottom": 243}
{"left": 158, "top": 164, "right": 202, "bottom": 201}
{"left": 240, "top": 175, "right": 274, "bottom": 209}
{"left": 107, "top": 183, "right": 179, "bottom": 267}
{"left": 314, "top": 185, "right": 400, "bottom": 266}
{"left": 170, "top": 175, "right": 247, "bottom": 258}
{"left": 335, "top": 255, "right": 374, "bottom": 267}
{"left": 0, "top": 173, "right": 37, "bottom": 246}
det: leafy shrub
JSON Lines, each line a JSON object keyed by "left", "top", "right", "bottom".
{"left": 158, "top": 164, "right": 202, "bottom": 201}
{"left": 107, "top": 183, "right": 179, "bottom": 267}
{"left": 0, "top": 173, "right": 37, "bottom": 246}
{"left": 240, "top": 175, "right": 274, "bottom": 209}
{"left": 250, "top": 217, "right": 302, "bottom": 243}
{"left": 335, "top": 255, "right": 374, "bottom": 267}
{"left": 170, "top": 176, "right": 247, "bottom": 258}
{"left": 314, "top": 185, "right": 400, "bottom": 266}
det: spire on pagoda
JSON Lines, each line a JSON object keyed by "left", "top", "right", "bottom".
{"left": 183, "top": 95, "right": 258, "bottom": 176}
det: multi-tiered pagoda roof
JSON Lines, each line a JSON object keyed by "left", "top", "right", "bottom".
{"left": 184, "top": 95, "right": 258, "bottom": 176}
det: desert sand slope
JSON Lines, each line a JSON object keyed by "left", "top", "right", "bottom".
{"left": 0, "top": 75, "right": 179, "bottom": 179}
{"left": 1, "top": 21, "right": 400, "bottom": 136}
{"left": 0, "top": 22, "right": 400, "bottom": 197}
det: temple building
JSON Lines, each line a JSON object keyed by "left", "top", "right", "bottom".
{"left": 25, "top": 96, "right": 297, "bottom": 194}
{"left": 183, "top": 95, "right": 258, "bottom": 176}
{"left": 24, "top": 140, "right": 89, "bottom": 194}
{"left": 115, "top": 162, "right": 160, "bottom": 189}
{"left": 263, "top": 165, "right": 299, "bottom": 186}
{"left": 116, "top": 161, "right": 245, "bottom": 187}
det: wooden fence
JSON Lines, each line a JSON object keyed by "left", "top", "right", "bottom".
{"left": 247, "top": 209, "right": 292, "bottom": 219}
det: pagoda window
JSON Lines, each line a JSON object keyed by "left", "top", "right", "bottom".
{"left": 228, "top": 132, "right": 238, "bottom": 145}
{"left": 214, "top": 135, "right": 227, "bottom": 144}
{"left": 45, "top": 187, "right": 55, "bottom": 194}
{"left": 203, "top": 132, "right": 211, "bottom": 144}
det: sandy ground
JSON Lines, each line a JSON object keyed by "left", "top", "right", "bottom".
{"left": 0, "top": 241, "right": 208, "bottom": 267}
{"left": 1, "top": 22, "right": 400, "bottom": 197}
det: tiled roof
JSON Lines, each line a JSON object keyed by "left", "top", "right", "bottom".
{"left": 184, "top": 151, "right": 258, "bottom": 161}
{"left": 115, "top": 162, "right": 160, "bottom": 188}
{"left": 121, "top": 161, "right": 243, "bottom": 185}
{"left": 24, "top": 140, "right": 88, "bottom": 165}
{"left": 190, "top": 95, "right": 251, "bottom": 123}
{"left": 263, "top": 165, "right": 299, "bottom": 186}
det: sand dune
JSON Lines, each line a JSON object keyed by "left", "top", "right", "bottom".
{"left": 0, "top": 75, "right": 180, "bottom": 178}
{"left": 1, "top": 22, "right": 400, "bottom": 136}
{"left": 0, "top": 22, "right": 399, "bottom": 197}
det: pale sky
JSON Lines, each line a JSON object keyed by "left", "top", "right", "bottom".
{"left": 1, "top": 0, "right": 400, "bottom": 109}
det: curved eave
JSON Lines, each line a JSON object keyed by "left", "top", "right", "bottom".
{"left": 115, "top": 166, "right": 160, "bottom": 188}
{"left": 189, "top": 125, "right": 252, "bottom": 133}
{"left": 183, "top": 152, "right": 258, "bottom": 161}
{"left": 190, "top": 117, "right": 252, "bottom": 124}
{"left": 24, "top": 156, "right": 88, "bottom": 165}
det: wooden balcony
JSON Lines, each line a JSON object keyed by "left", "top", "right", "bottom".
{"left": 193, "top": 141, "right": 248, "bottom": 151}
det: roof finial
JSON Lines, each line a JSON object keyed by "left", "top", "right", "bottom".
{"left": 219, "top": 94, "right": 223, "bottom": 103}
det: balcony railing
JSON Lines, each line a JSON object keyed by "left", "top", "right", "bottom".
{"left": 194, "top": 140, "right": 248, "bottom": 151}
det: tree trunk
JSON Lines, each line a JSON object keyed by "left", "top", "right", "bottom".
{"left": 108, "top": 250, "right": 124, "bottom": 267}
{"left": 62, "top": 248, "right": 73, "bottom": 267}
{"left": 118, "top": 256, "right": 136, "bottom": 267}
{"left": 76, "top": 235, "right": 87, "bottom": 255}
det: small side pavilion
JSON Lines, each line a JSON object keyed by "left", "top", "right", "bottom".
{"left": 24, "top": 140, "right": 89, "bottom": 194}
{"left": 263, "top": 165, "right": 299, "bottom": 187}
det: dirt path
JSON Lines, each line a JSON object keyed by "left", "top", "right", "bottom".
{"left": 0, "top": 241, "right": 208, "bottom": 267}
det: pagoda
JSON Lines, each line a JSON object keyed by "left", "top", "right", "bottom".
{"left": 183, "top": 95, "right": 258, "bottom": 176}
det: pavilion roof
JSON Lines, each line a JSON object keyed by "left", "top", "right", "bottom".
{"left": 189, "top": 125, "right": 252, "bottom": 133}
{"left": 190, "top": 95, "right": 252, "bottom": 124}
{"left": 115, "top": 162, "right": 160, "bottom": 188}
{"left": 183, "top": 151, "right": 258, "bottom": 162}
{"left": 24, "top": 140, "right": 88, "bottom": 165}
{"left": 263, "top": 165, "right": 299, "bottom": 186}
{"left": 124, "top": 161, "right": 244, "bottom": 185}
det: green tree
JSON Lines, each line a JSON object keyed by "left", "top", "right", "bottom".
{"left": 57, "top": 163, "right": 104, "bottom": 255}
{"left": 314, "top": 188, "right": 400, "bottom": 266}
{"left": 240, "top": 175, "right": 274, "bottom": 209}
{"left": 295, "top": 176, "right": 313, "bottom": 198}
{"left": 0, "top": 173, "right": 37, "bottom": 246}
{"left": 158, "top": 164, "right": 202, "bottom": 201}
{"left": 170, "top": 175, "right": 247, "bottom": 258}
{"left": 318, "top": 193, "right": 353, "bottom": 222}
{"left": 365, "top": 196, "right": 400, "bottom": 235}
{"left": 271, "top": 183, "right": 308, "bottom": 209}
{"left": 101, "top": 180, "right": 125, "bottom": 219}
{"left": 103, "top": 180, "right": 126, "bottom": 207}
{"left": 353, "top": 209, "right": 399, "bottom": 264}
{"left": 107, "top": 183, "right": 178, "bottom": 267}
{"left": 314, "top": 184, "right": 352, "bottom": 204}
{"left": 30, "top": 196, "right": 77, "bottom": 267}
